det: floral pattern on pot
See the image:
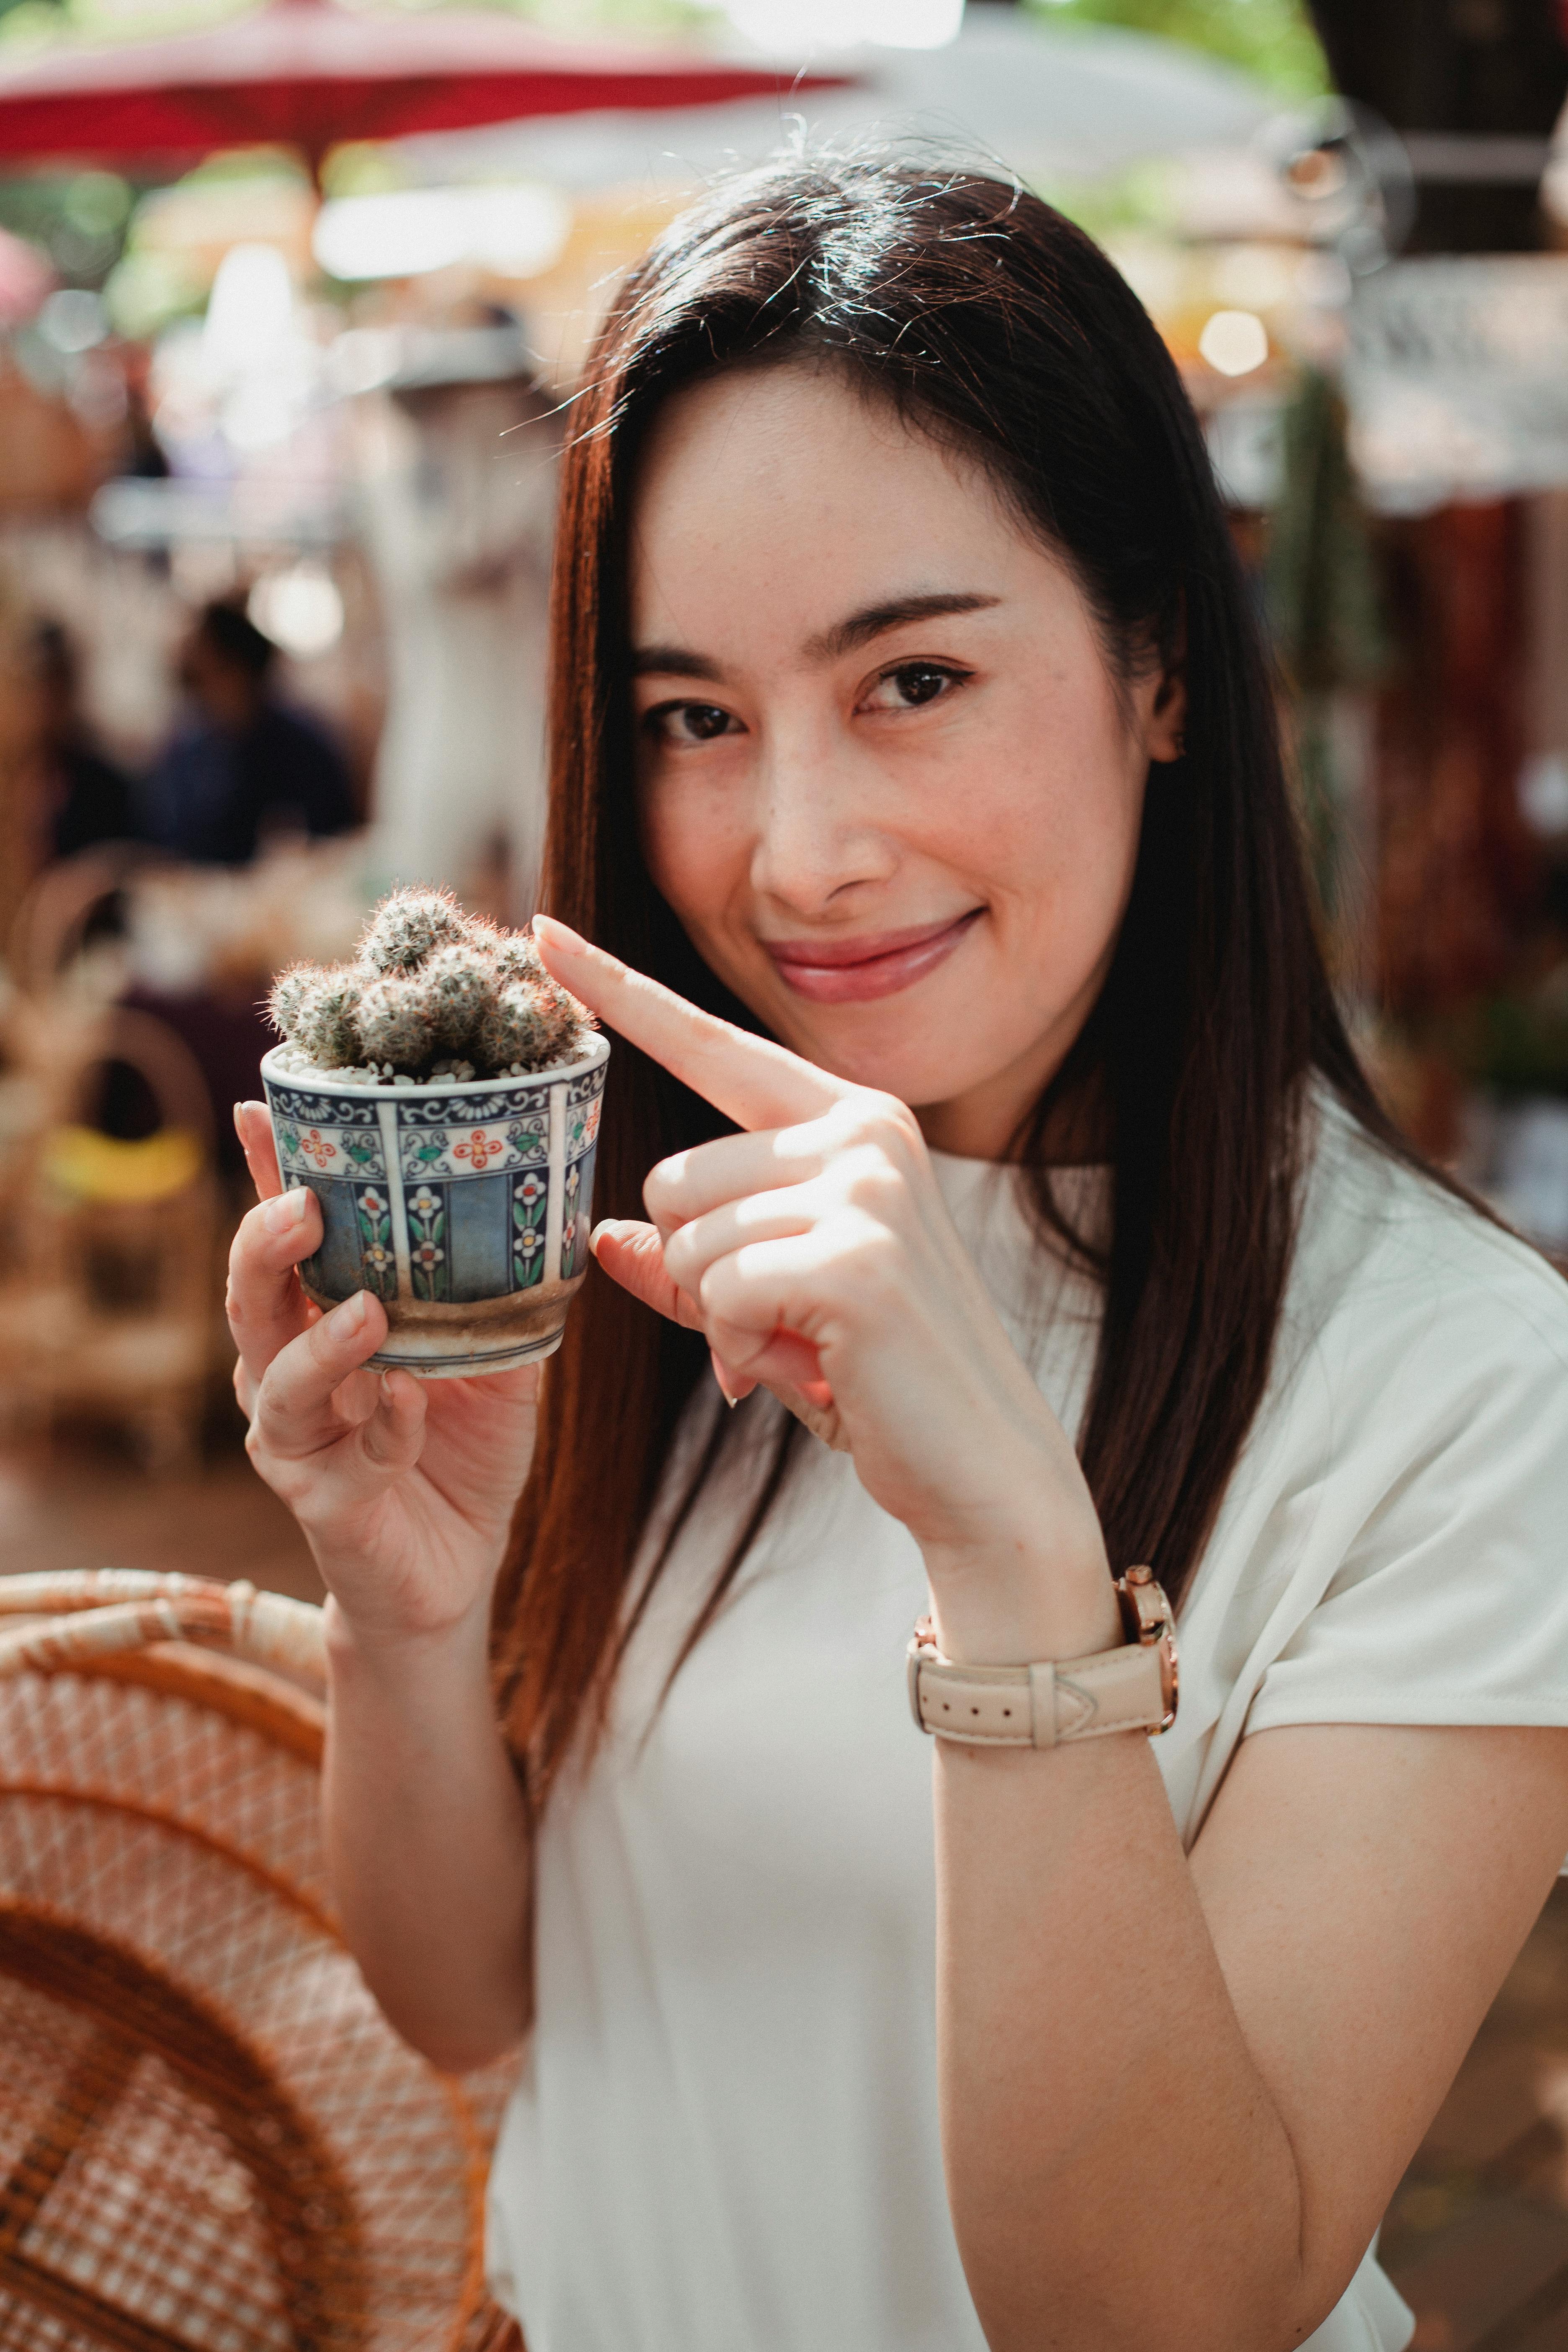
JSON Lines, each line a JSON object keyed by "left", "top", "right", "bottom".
{"left": 513, "top": 1168, "right": 547, "bottom": 1290}
{"left": 560, "top": 1145, "right": 598, "bottom": 1283}
{"left": 566, "top": 1092, "right": 601, "bottom": 1158}
{"left": 407, "top": 1182, "right": 451, "bottom": 1303}
{"left": 559, "top": 1081, "right": 603, "bottom": 1282}
{"left": 268, "top": 1083, "right": 381, "bottom": 1131}
{"left": 275, "top": 1122, "right": 386, "bottom": 1182}
{"left": 400, "top": 1116, "right": 548, "bottom": 1182}
{"left": 355, "top": 1185, "right": 398, "bottom": 1300}
{"left": 268, "top": 1086, "right": 383, "bottom": 1190}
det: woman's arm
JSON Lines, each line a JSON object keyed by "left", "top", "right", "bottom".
{"left": 324, "top": 1596, "right": 532, "bottom": 2073}
{"left": 230, "top": 1103, "right": 537, "bottom": 2072}
{"left": 531, "top": 923, "right": 1568, "bottom": 2349}
{"left": 938, "top": 1708, "right": 1568, "bottom": 2350}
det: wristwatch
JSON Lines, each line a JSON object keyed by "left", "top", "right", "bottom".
{"left": 907, "top": 1567, "right": 1178, "bottom": 1749}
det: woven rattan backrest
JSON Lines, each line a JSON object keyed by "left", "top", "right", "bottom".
{"left": 0, "top": 1572, "right": 519, "bottom": 2352}
{"left": 3, "top": 1906, "right": 368, "bottom": 2351}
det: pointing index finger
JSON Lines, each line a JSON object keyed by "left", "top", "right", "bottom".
{"left": 532, "top": 915, "right": 849, "bottom": 1132}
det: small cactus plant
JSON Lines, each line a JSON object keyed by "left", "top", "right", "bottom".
{"left": 354, "top": 973, "right": 436, "bottom": 1070}
{"left": 266, "top": 888, "right": 592, "bottom": 1082}
{"left": 359, "top": 887, "right": 471, "bottom": 975}
{"left": 289, "top": 968, "right": 365, "bottom": 1073}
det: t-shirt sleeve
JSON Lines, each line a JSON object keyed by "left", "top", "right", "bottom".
{"left": 1246, "top": 1264, "right": 1568, "bottom": 1736}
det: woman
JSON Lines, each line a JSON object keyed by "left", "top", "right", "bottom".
{"left": 230, "top": 162, "right": 1568, "bottom": 2352}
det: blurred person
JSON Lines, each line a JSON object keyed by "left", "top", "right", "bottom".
{"left": 0, "top": 614, "right": 139, "bottom": 954}
{"left": 230, "top": 162, "right": 1568, "bottom": 2352}
{"left": 143, "top": 599, "right": 356, "bottom": 866}
{"left": 30, "top": 619, "right": 140, "bottom": 861}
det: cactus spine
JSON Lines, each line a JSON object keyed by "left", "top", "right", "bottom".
{"left": 358, "top": 887, "right": 469, "bottom": 975}
{"left": 355, "top": 974, "right": 438, "bottom": 1070}
{"left": 283, "top": 967, "right": 364, "bottom": 1071}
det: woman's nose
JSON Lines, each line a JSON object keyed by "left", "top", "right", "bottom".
{"left": 748, "top": 729, "right": 896, "bottom": 913}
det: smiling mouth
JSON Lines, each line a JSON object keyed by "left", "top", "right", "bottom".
{"left": 763, "top": 909, "right": 984, "bottom": 1004}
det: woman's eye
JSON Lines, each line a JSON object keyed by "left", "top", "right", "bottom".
{"left": 864, "top": 662, "right": 968, "bottom": 712}
{"left": 648, "top": 701, "right": 737, "bottom": 745}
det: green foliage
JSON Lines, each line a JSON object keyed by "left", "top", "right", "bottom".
{"left": 269, "top": 890, "right": 593, "bottom": 1081}
{"left": 1450, "top": 993, "right": 1568, "bottom": 1101}
{"left": 505, "top": 0, "right": 715, "bottom": 31}
{"left": 1024, "top": 0, "right": 1329, "bottom": 98}
{"left": 1267, "top": 369, "right": 1385, "bottom": 694}
{"left": 0, "top": 170, "right": 132, "bottom": 288}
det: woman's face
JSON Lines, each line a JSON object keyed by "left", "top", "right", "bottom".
{"left": 629, "top": 365, "right": 1184, "bottom": 1157}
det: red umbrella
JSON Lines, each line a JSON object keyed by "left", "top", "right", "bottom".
{"left": 0, "top": 0, "right": 847, "bottom": 176}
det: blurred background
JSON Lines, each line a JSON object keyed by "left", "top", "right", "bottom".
{"left": 0, "top": 0, "right": 1563, "bottom": 2335}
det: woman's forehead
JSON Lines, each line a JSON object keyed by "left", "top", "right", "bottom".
{"left": 626, "top": 366, "right": 1050, "bottom": 653}
{"left": 633, "top": 363, "right": 966, "bottom": 520}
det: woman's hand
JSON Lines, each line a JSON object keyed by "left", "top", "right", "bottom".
{"left": 228, "top": 1102, "right": 539, "bottom": 1650}
{"left": 532, "top": 918, "right": 1117, "bottom": 1662}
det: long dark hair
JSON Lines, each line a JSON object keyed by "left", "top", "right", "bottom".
{"left": 493, "top": 156, "right": 1411, "bottom": 1793}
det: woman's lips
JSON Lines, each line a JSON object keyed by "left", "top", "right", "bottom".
{"left": 764, "top": 910, "right": 983, "bottom": 1004}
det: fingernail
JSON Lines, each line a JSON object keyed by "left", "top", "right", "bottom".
{"left": 330, "top": 1291, "right": 368, "bottom": 1335}
{"left": 263, "top": 1187, "right": 309, "bottom": 1234}
{"left": 711, "top": 1351, "right": 741, "bottom": 1408}
{"left": 531, "top": 912, "right": 588, "bottom": 955}
{"left": 232, "top": 1102, "right": 247, "bottom": 1143}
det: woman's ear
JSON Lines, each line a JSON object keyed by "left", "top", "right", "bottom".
{"left": 1146, "top": 600, "right": 1187, "bottom": 765}
{"left": 1148, "top": 663, "right": 1187, "bottom": 765}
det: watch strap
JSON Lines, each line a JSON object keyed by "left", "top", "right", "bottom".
{"left": 907, "top": 1572, "right": 1177, "bottom": 1748}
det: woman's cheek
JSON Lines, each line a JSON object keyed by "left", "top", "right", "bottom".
{"left": 964, "top": 754, "right": 1144, "bottom": 995}
{"left": 638, "top": 773, "right": 740, "bottom": 921}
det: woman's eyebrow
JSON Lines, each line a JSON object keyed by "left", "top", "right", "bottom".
{"left": 631, "top": 644, "right": 724, "bottom": 681}
{"left": 630, "top": 591, "right": 1002, "bottom": 683}
{"left": 804, "top": 590, "right": 1002, "bottom": 661}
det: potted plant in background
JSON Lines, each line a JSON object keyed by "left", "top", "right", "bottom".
{"left": 260, "top": 889, "right": 608, "bottom": 1377}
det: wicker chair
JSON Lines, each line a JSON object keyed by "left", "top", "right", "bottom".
{"left": 0, "top": 1571, "right": 521, "bottom": 2352}
{"left": 0, "top": 1007, "right": 219, "bottom": 1469}
{"left": 6, "top": 847, "right": 149, "bottom": 1003}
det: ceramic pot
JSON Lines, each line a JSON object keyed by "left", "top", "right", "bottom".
{"left": 259, "top": 1034, "right": 609, "bottom": 1377}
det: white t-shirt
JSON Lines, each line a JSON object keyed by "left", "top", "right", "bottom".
{"left": 487, "top": 1095, "right": 1568, "bottom": 2352}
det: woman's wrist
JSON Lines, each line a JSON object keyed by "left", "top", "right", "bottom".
{"left": 324, "top": 1587, "right": 496, "bottom": 1685}
{"left": 921, "top": 1530, "right": 1121, "bottom": 1667}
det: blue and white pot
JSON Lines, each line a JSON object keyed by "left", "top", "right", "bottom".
{"left": 260, "top": 1034, "right": 610, "bottom": 1378}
